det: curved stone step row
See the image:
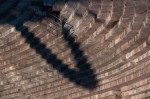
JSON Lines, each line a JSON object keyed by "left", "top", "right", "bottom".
{"left": 83, "top": 0, "right": 146, "bottom": 71}
{"left": 33, "top": 0, "right": 114, "bottom": 63}
{"left": 0, "top": 13, "right": 97, "bottom": 99}
{"left": 57, "top": 0, "right": 122, "bottom": 56}
{"left": 5, "top": 35, "right": 149, "bottom": 98}
{"left": 51, "top": 0, "right": 134, "bottom": 76}
{"left": 52, "top": 38, "right": 149, "bottom": 97}
{"left": 32, "top": 0, "right": 150, "bottom": 98}
{"left": 0, "top": 11, "right": 48, "bottom": 87}
{"left": 54, "top": 0, "right": 117, "bottom": 62}
{"left": 24, "top": 28, "right": 150, "bottom": 98}
{"left": 61, "top": 0, "right": 97, "bottom": 36}
{"left": 69, "top": 59, "right": 150, "bottom": 99}
{"left": 0, "top": 0, "right": 132, "bottom": 82}
{"left": 79, "top": 0, "right": 145, "bottom": 71}
{"left": 0, "top": 38, "right": 149, "bottom": 99}
{"left": 75, "top": 0, "right": 124, "bottom": 51}
{"left": 92, "top": 12, "right": 147, "bottom": 88}
{"left": 1, "top": 0, "right": 150, "bottom": 99}
{"left": 121, "top": 77, "right": 150, "bottom": 98}
{"left": 0, "top": 1, "right": 65, "bottom": 99}
{"left": 1, "top": 15, "right": 59, "bottom": 56}
{"left": 0, "top": 0, "right": 146, "bottom": 98}
{"left": 75, "top": 1, "right": 107, "bottom": 35}
{"left": 89, "top": 33, "right": 149, "bottom": 83}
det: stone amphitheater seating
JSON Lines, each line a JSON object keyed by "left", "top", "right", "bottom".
{"left": 0, "top": 0, "right": 150, "bottom": 99}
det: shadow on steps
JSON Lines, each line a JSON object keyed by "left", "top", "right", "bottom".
{"left": 1, "top": 1, "right": 98, "bottom": 90}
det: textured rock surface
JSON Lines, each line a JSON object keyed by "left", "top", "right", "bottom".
{"left": 0, "top": 0, "right": 150, "bottom": 99}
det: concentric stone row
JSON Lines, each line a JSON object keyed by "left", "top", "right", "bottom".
{"left": 0, "top": 0, "right": 150, "bottom": 99}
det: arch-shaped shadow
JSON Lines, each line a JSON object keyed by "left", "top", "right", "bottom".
{"left": 0, "top": 1, "right": 98, "bottom": 90}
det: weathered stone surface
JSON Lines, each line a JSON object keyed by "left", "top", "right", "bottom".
{"left": 0, "top": 0, "right": 150, "bottom": 99}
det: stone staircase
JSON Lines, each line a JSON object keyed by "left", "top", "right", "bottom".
{"left": 0, "top": 0, "right": 150, "bottom": 99}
